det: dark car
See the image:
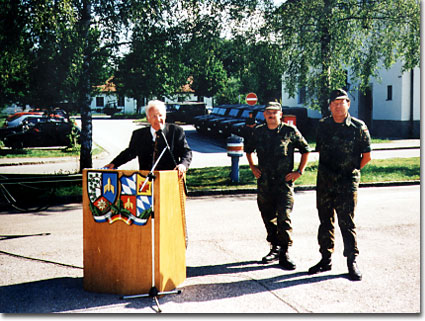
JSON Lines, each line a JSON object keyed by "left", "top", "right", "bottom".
{"left": 204, "top": 105, "right": 246, "bottom": 135}
{"left": 166, "top": 102, "right": 208, "bottom": 124}
{"left": 3, "top": 119, "right": 80, "bottom": 149}
{"left": 4, "top": 108, "right": 68, "bottom": 128}
{"left": 193, "top": 105, "right": 234, "bottom": 133}
{"left": 231, "top": 107, "right": 266, "bottom": 138}
{"left": 216, "top": 105, "right": 264, "bottom": 137}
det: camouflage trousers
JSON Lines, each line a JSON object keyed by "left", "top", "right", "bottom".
{"left": 257, "top": 176, "right": 294, "bottom": 249}
{"left": 316, "top": 187, "right": 359, "bottom": 258}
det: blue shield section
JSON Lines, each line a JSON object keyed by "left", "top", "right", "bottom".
{"left": 102, "top": 172, "right": 118, "bottom": 204}
{"left": 120, "top": 174, "right": 137, "bottom": 195}
{"left": 137, "top": 195, "right": 153, "bottom": 217}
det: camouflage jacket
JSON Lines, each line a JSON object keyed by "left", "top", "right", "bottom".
{"left": 244, "top": 122, "right": 311, "bottom": 179}
{"left": 316, "top": 114, "right": 371, "bottom": 189}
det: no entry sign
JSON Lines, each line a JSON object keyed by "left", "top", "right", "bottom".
{"left": 246, "top": 93, "right": 257, "bottom": 106}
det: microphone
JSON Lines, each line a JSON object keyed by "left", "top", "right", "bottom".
{"left": 156, "top": 128, "right": 187, "bottom": 195}
{"left": 156, "top": 129, "right": 176, "bottom": 167}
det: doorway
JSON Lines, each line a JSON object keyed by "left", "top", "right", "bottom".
{"left": 358, "top": 85, "right": 373, "bottom": 131}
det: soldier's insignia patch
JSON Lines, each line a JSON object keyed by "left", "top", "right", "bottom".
{"left": 87, "top": 170, "right": 152, "bottom": 226}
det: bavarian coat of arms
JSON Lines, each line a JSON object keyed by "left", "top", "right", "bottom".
{"left": 87, "top": 170, "right": 152, "bottom": 225}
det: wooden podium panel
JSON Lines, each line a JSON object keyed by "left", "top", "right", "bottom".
{"left": 82, "top": 169, "right": 186, "bottom": 295}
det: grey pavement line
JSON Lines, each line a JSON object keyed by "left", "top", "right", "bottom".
{"left": 0, "top": 250, "right": 83, "bottom": 270}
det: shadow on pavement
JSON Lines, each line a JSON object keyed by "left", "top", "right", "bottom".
{"left": 1, "top": 260, "right": 349, "bottom": 313}
{"left": 179, "top": 260, "right": 348, "bottom": 303}
{"left": 0, "top": 277, "right": 155, "bottom": 313}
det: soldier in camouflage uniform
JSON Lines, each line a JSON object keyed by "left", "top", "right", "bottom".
{"left": 308, "top": 89, "right": 372, "bottom": 281}
{"left": 245, "top": 102, "right": 311, "bottom": 270}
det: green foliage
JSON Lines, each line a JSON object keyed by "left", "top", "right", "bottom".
{"left": 215, "top": 77, "right": 243, "bottom": 105}
{"left": 114, "top": 23, "right": 190, "bottom": 102}
{"left": 260, "top": 0, "right": 420, "bottom": 115}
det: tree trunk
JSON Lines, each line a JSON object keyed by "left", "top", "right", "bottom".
{"left": 79, "top": 0, "right": 93, "bottom": 171}
{"left": 318, "top": 0, "right": 332, "bottom": 118}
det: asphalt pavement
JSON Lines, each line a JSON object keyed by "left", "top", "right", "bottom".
{"left": 0, "top": 185, "right": 420, "bottom": 313}
{"left": 0, "top": 127, "right": 421, "bottom": 314}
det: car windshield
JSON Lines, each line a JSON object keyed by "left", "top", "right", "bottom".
{"left": 211, "top": 107, "right": 221, "bottom": 114}
{"left": 217, "top": 108, "right": 227, "bottom": 115}
{"left": 256, "top": 112, "right": 265, "bottom": 121}
{"left": 228, "top": 109, "right": 240, "bottom": 117}
{"left": 241, "top": 110, "right": 251, "bottom": 118}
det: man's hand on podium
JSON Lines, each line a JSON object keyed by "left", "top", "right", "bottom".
{"left": 175, "top": 164, "right": 187, "bottom": 179}
{"left": 103, "top": 163, "right": 115, "bottom": 169}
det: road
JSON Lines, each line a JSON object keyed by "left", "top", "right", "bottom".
{"left": 0, "top": 185, "right": 420, "bottom": 313}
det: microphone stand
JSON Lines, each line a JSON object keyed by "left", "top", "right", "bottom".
{"left": 121, "top": 142, "right": 181, "bottom": 313}
{"left": 157, "top": 129, "right": 188, "bottom": 195}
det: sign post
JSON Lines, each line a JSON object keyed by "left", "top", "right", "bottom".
{"left": 246, "top": 93, "right": 258, "bottom": 106}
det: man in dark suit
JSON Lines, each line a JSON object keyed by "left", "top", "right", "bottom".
{"left": 104, "top": 100, "right": 192, "bottom": 177}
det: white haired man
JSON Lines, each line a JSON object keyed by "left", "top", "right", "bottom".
{"left": 104, "top": 100, "right": 192, "bottom": 177}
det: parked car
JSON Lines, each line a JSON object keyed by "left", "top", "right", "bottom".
{"left": 193, "top": 105, "right": 234, "bottom": 133}
{"left": 166, "top": 102, "right": 208, "bottom": 124}
{"left": 215, "top": 105, "right": 264, "bottom": 137}
{"left": 3, "top": 120, "right": 80, "bottom": 149}
{"left": 4, "top": 109, "right": 68, "bottom": 128}
{"left": 231, "top": 108, "right": 266, "bottom": 138}
{"left": 203, "top": 105, "right": 246, "bottom": 134}
{"left": 4, "top": 111, "right": 44, "bottom": 125}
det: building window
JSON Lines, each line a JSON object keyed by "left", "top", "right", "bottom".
{"left": 118, "top": 96, "right": 125, "bottom": 107}
{"left": 96, "top": 97, "right": 104, "bottom": 107}
{"left": 298, "top": 87, "right": 306, "bottom": 104}
{"left": 387, "top": 85, "right": 392, "bottom": 101}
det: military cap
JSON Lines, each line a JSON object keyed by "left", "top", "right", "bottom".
{"left": 329, "top": 88, "right": 350, "bottom": 103}
{"left": 265, "top": 102, "right": 282, "bottom": 111}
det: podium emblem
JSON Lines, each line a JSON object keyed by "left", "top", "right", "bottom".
{"left": 87, "top": 170, "right": 152, "bottom": 226}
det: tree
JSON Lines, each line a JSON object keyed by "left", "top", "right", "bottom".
{"left": 180, "top": 7, "right": 229, "bottom": 101}
{"left": 114, "top": 21, "right": 189, "bottom": 110}
{"left": 261, "top": 0, "right": 420, "bottom": 116}
{"left": 72, "top": 0, "right": 168, "bottom": 170}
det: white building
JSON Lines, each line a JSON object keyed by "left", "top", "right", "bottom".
{"left": 281, "top": 61, "right": 420, "bottom": 138}
{"left": 91, "top": 77, "right": 213, "bottom": 114}
{"left": 91, "top": 79, "right": 138, "bottom": 114}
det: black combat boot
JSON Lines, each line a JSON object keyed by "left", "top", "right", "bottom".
{"left": 308, "top": 254, "right": 332, "bottom": 274}
{"left": 279, "top": 248, "right": 296, "bottom": 270}
{"left": 261, "top": 244, "right": 281, "bottom": 264}
{"left": 347, "top": 255, "right": 362, "bottom": 281}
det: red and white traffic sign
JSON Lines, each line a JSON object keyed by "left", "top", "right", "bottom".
{"left": 246, "top": 92, "right": 257, "bottom": 106}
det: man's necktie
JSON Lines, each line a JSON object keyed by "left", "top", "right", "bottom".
{"left": 152, "top": 133, "right": 159, "bottom": 166}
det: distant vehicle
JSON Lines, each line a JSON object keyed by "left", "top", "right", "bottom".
{"left": 202, "top": 105, "right": 244, "bottom": 134}
{"left": 4, "top": 109, "right": 68, "bottom": 128}
{"left": 4, "top": 111, "right": 44, "bottom": 124}
{"left": 166, "top": 102, "right": 208, "bottom": 124}
{"left": 3, "top": 120, "right": 80, "bottom": 149}
{"left": 193, "top": 105, "right": 234, "bottom": 133}
{"left": 231, "top": 107, "right": 266, "bottom": 138}
{"left": 215, "top": 105, "right": 264, "bottom": 137}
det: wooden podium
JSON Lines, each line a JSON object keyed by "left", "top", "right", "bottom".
{"left": 82, "top": 169, "right": 186, "bottom": 295}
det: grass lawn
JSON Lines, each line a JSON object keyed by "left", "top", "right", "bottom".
{"left": 186, "top": 157, "right": 420, "bottom": 192}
